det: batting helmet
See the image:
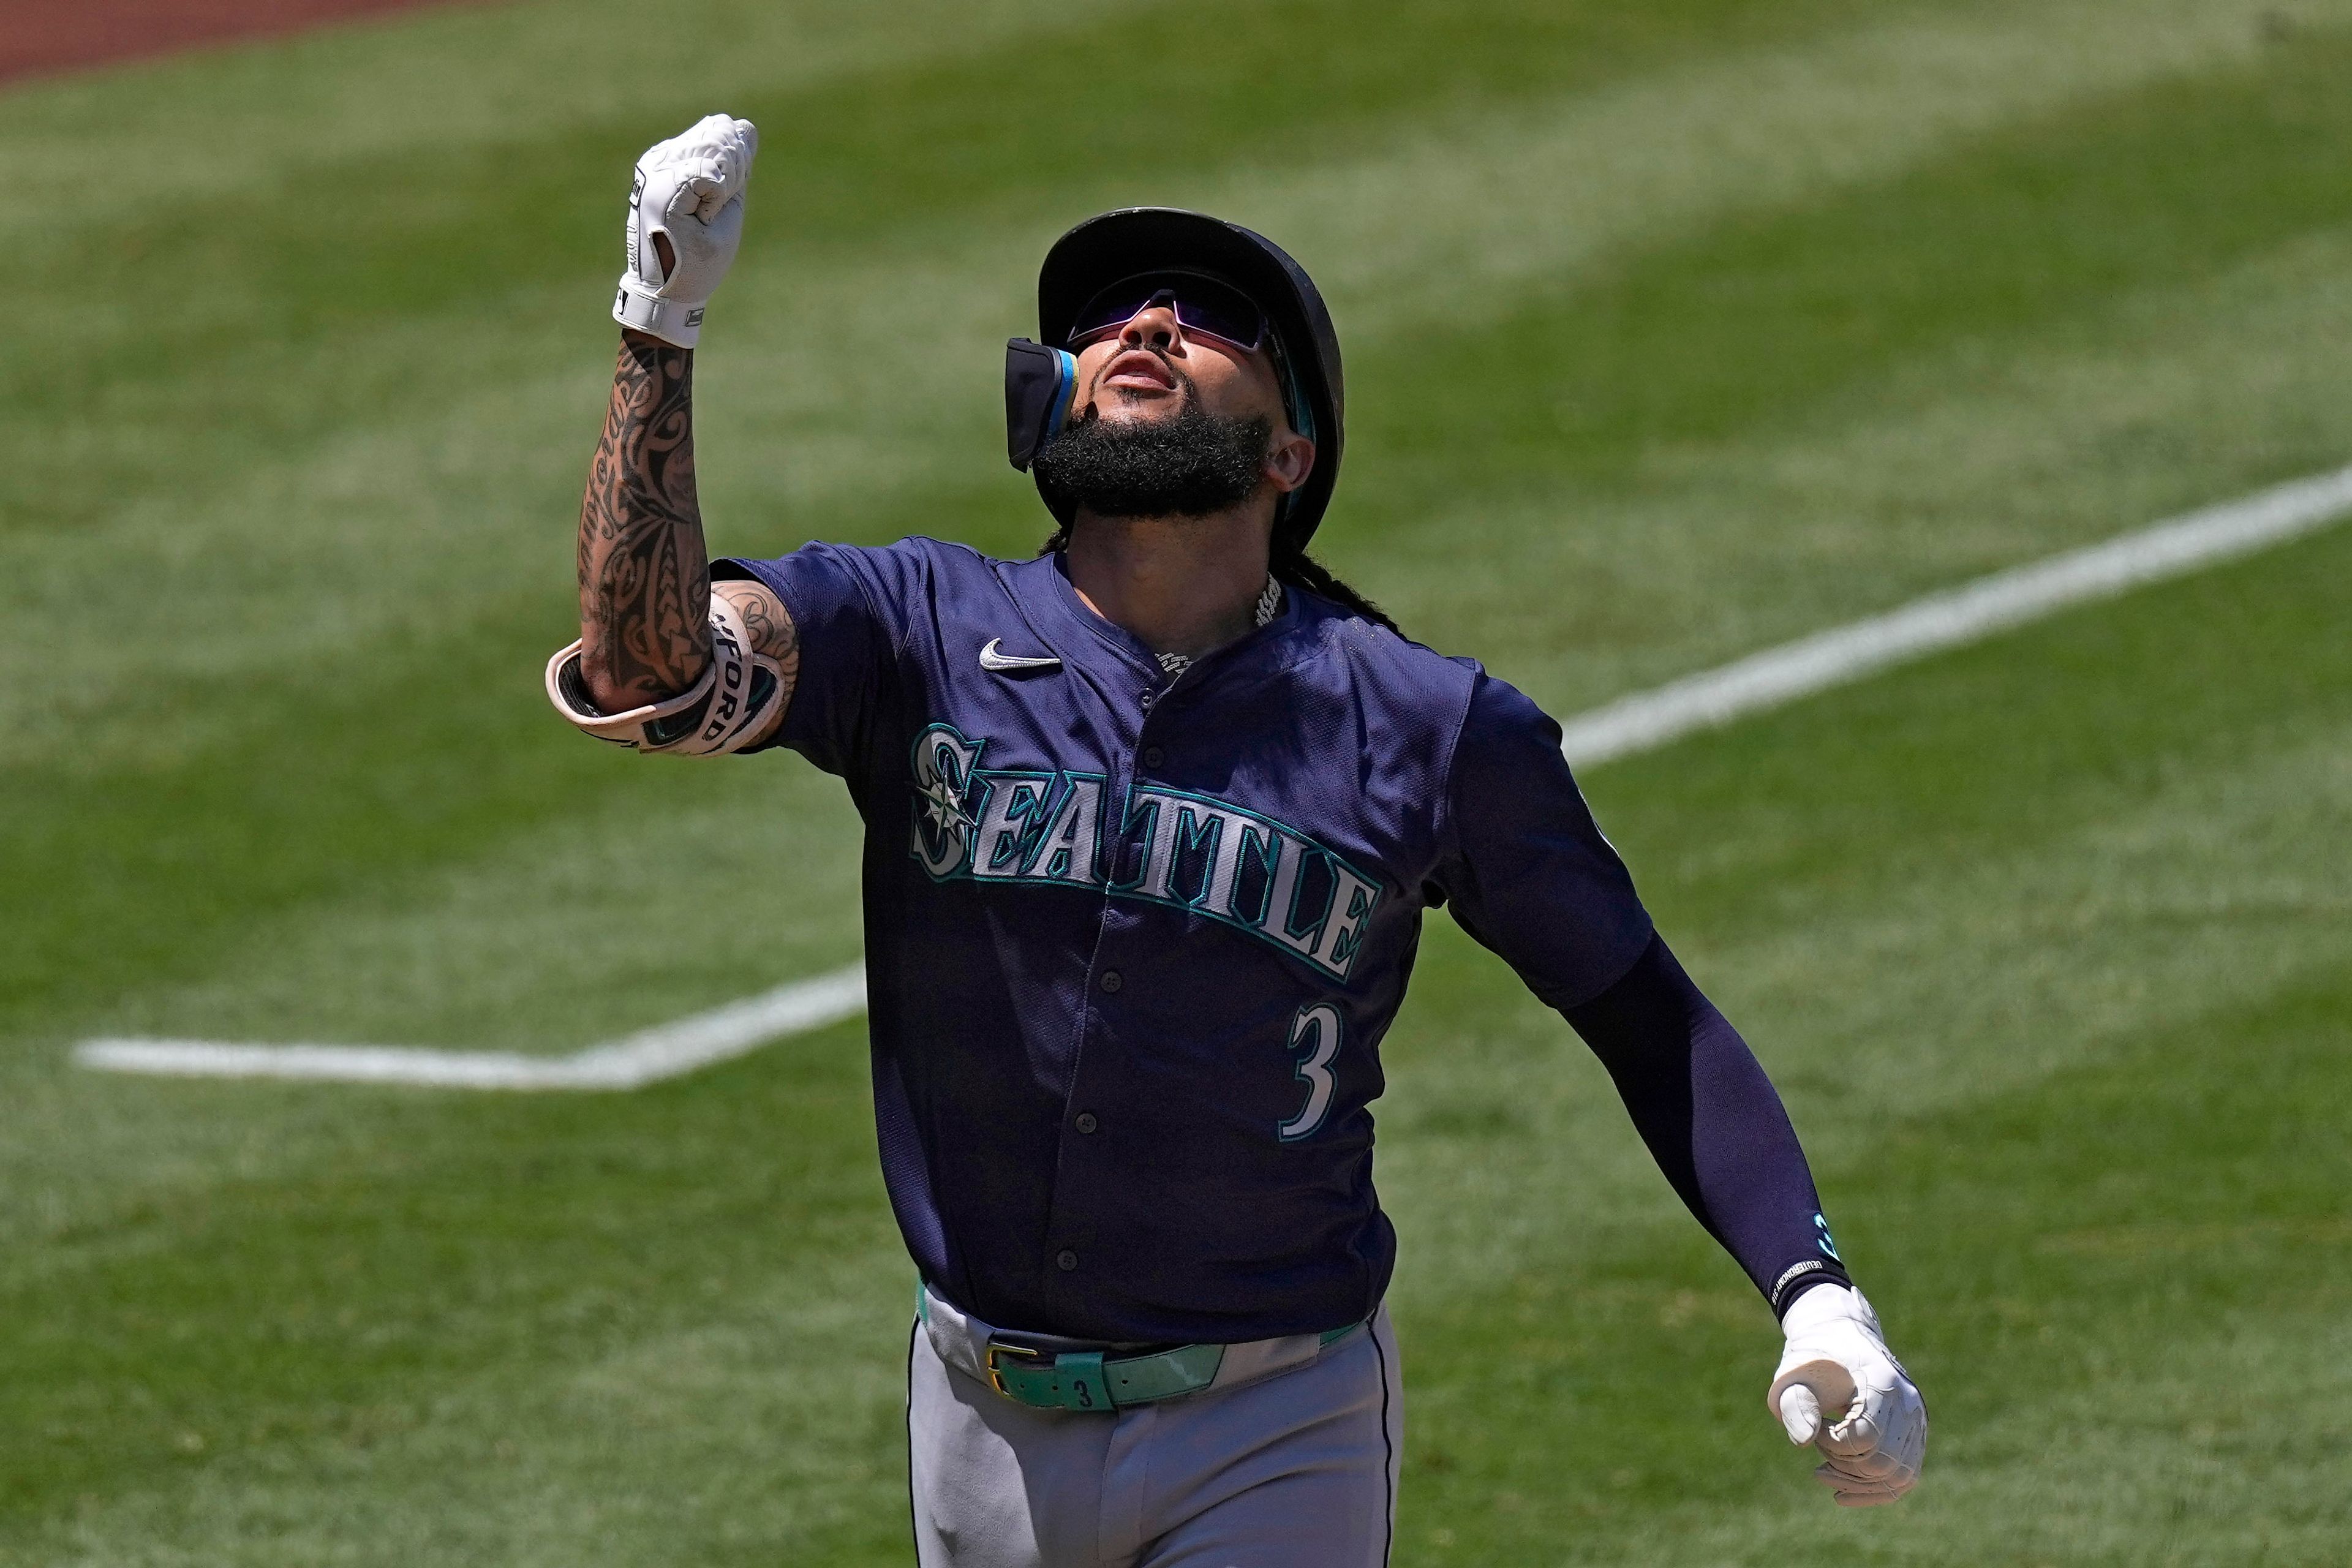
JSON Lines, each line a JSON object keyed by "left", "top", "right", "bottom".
{"left": 1005, "top": 207, "right": 1346, "bottom": 547}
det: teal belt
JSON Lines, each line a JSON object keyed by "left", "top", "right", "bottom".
{"left": 982, "top": 1323, "right": 1366, "bottom": 1414}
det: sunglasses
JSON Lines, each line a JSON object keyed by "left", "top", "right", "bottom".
{"left": 1065, "top": 271, "right": 1271, "bottom": 354}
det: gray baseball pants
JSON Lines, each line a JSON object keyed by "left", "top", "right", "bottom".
{"left": 908, "top": 1287, "right": 1402, "bottom": 1567}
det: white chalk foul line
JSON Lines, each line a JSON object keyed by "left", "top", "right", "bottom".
{"left": 74, "top": 965, "right": 868, "bottom": 1091}
{"left": 75, "top": 463, "right": 2352, "bottom": 1090}
{"left": 1556, "top": 462, "right": 2352, "bottom": 767}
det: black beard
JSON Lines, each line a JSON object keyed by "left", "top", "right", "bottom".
{"left": 1033, "top": 400, "right": 1272, "bottom": 519}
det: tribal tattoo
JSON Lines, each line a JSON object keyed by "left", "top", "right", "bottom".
{"left": 716, "top": 578, "right": 802, "bottom": 673}
{"left": 577, "top": 332, "right": 712, "bottom": 709}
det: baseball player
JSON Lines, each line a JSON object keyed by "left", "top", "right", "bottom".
{"left": 549, "top": 116, "right": 1927, "bottom": 1567}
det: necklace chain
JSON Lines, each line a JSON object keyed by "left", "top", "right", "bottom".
{"left": 1156, "top": 576, "right": 1281, "bottom": 678}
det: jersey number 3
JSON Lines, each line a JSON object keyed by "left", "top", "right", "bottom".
{"left": 1280, "top": 1003, "right": 1343, "bottom": 1142}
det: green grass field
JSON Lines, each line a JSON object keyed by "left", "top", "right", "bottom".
{"left": 6, "top": 1, "right": 2351, "bottom": 1561}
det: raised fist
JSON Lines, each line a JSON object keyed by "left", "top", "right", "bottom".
{"left": 612, "top": 114, "right": 759, "bottom": 349}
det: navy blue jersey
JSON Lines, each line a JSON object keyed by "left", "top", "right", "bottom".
{"left": 720, "top": 538, "right": 1654, "bottom": 1343}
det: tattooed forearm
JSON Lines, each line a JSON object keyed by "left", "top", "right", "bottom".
{"left": 577, "top": 331, "right": 711, "bottom": 710}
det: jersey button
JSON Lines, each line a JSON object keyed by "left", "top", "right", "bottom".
{"left": 1139, "top": 692, "right": 1155, "bottom": 709}
{"left": 1074, "top": 1112, "right": 1099, "bottom": 1134}
{"left": 1057, "top": 1250, "right": 1079, "bottom": 1272}
{"left": 1098, "top": 970, "right": 1123, "bottom": 993}
{"left": 1142, "top": 746, "right": 1164, "bottom": 769}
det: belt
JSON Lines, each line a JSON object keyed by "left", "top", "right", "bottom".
{"left": 920, "top": 1282, "right": 1368, "bottom": 1414}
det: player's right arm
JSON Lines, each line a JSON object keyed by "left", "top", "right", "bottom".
{"left": 568, "top": 327, "right": 799, "bottom": 736}
{"left": 549, "top": 115, "right": 797, "bottom": 756}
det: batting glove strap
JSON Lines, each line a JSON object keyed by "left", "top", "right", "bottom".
{"left": 614, "top": 278, "right": 707, "bottom": 349}
{"left": 1766, "top": 1285, "right": 1928, "bottom": 1508}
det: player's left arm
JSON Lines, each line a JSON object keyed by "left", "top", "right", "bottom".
{"left": 1433, "top": 670, "right": 1924, "bottom": 1504}
{"left": 1562, "top": 938, "right": 1928, "bottom": 1506}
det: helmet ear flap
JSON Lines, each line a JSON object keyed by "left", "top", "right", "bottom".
{"left": 1005, "top": 339, "right": 1078, "bottom": 470}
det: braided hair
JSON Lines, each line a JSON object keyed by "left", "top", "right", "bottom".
{"left": 1268, "top": 523, "right": 1396, "bottom": 633}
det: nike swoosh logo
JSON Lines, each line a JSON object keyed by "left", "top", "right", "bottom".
{"left": 978, "top": 638, "right": 1062, "bottom": 673}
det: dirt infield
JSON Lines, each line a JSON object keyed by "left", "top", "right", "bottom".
{"left": 1, "top": 0, "right": 473, "bottom": 88}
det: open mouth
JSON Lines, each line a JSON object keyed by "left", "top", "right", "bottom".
{"left": 1101, "top": 348, "right": 1180, "bottom": 394}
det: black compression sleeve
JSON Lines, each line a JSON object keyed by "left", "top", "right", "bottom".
{"left": 1561, "top": 933, "right": 1850, "bottom": 1318}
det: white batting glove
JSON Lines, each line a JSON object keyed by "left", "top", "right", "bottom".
{"left": 613, "top": 113, "right": 759, "bottom": 349}
{"left": 1767, "top": 1284, "right": 1927, "bottom": 1506}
